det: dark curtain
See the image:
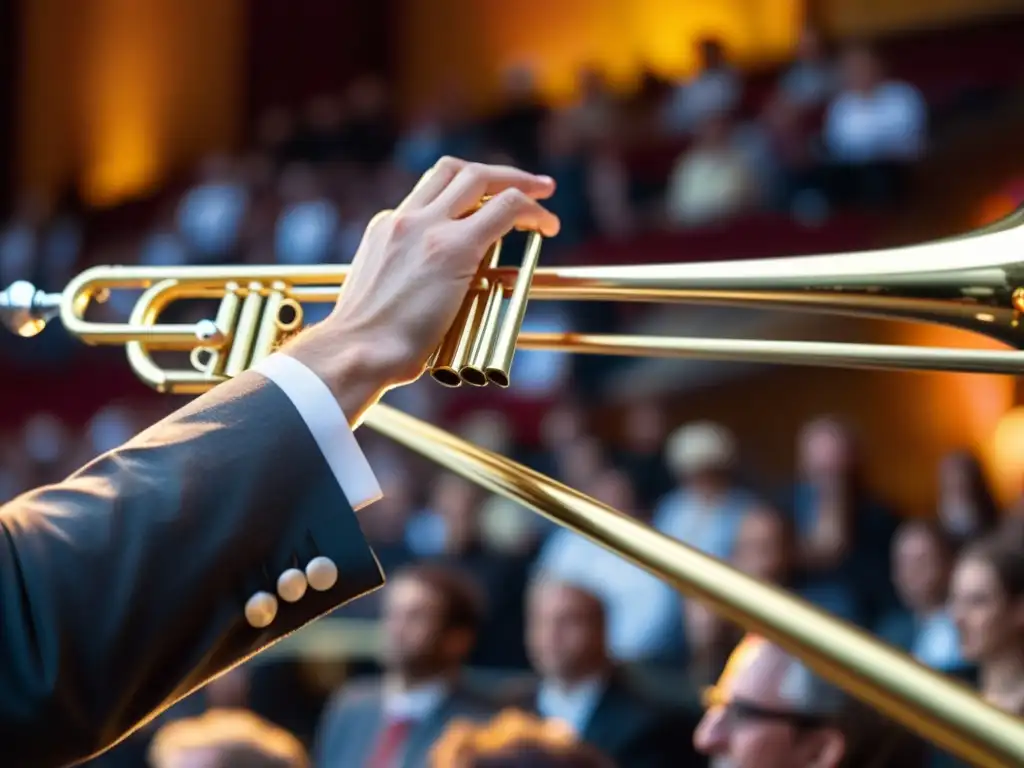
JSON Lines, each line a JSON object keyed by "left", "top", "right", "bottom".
{"left": 0, "top": 0, "right": 20, "bottom": 216}
{"left": 243, "top": 0, "right": 397, "bottom": 125}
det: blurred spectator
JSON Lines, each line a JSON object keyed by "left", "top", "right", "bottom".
{"left": 516, "top": 579, "right": 700, "bottom": 767}
{"left": 484, "top": 65, "right": 549, "bottom": 170}
{"left": 822, "top": 43, "right": 927, "bottom": 206}
{"left": 425, "top": 473, "right": 532, "bottom": 670}
{"left": 395, "top": 82, "right": 477, "bottom": 177}
{"left": 314, "top": 564, "right": 497, "bottom": 767}
{"left": 664, "top": 38, "right": 742, "bottom": 135}
{"left": 683, "top": 504, "right": 795, "bottom": 685}
{"left": 694, "top": 634, "right": 848, "bottom": 768}
{"left": 779, "top": 26, "right": 838, "bottom": 110}
{"left": 654, "top": 421, "right": 753, "bottom": 564}
{"left": 536, "top": 112, "right": 592, "bottom": 248}
{"left": 338, "top": 76, "right": 398, "bottom": 169}
{"left": 148, "top": 708, "right": 308, "bottom": 768}
{"left": 667, "top": 111, "right": 758, "bottom": 227}
{"left": 273, "top": 163, "right": 342, "bottom": 267}
{"left": 742, "top": 90, "right": 824, "bottom": 214}
{"left": 534, "top": 468, "right": 682, "bottom": 662}
{"left": 949, "top": 531, "right": 1024, "bottom": 715}
{"left": 176, "top": 154, "right": 250, "bottom": 263}
{"left": 789, "top": 416, "right": 898, "bottom": 627}
{"left": 696, "top": 635, "right": 924, "bottom": 768}
{"left": 563, "top": 67, "right": 620, "bottom": 148}
{"left": 876, "top": 521, "right": 967, "bottom": 674}
{"left": 935, "top": 449, "right": 1000, "bottom": 548}
{"left": 614, "top": 399, "right": 674, "bottom": 508}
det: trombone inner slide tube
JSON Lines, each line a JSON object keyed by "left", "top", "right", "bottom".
{"left": 362, "top": 402, "right": 1024, "bottom": 768}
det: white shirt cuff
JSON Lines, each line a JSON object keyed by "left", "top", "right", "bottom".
{"left": 252, "top": 353, "right": 383, "bottom": 511}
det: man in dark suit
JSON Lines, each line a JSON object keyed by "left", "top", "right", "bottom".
{"left": 0, "top": 157, "right": 561, "bottom": 767}
{"left": 509, "top": 579, "right": 705, "bottom": 768}
{"left": 314, "top": 563, "right": 497, "bottom": 767}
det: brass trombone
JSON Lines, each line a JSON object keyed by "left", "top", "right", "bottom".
{"left": 3, "top": 209, "right": 1024, "bottom": 766}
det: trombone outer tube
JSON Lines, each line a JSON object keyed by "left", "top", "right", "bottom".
{"left": 362, "top": 402, "right": 1024, "bottom": 768}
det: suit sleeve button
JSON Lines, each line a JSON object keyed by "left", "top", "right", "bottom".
{"left": 244, "top": 591, "right": 278, "bottom": 628}
{"left": 305, "top": 556, "right": 338, "bottom": 591}
{"left": 277, "top": 568, "right": 308, "bottom": 603}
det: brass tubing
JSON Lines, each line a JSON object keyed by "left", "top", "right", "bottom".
{"left": 361, "top": 402, "right": 1024, "bottom": 768}
{"left": 511, "top": 332, "right": 1024, "bottom": 374}
{"left": 197, "top": 284, "right": 242, "bottom": 376}
{"left": 249, "top": 282, "right": 288, "bottom": 366}
{"left": 224, "top": 282, "right": 265, "bottom": 377}
{"left": 428, "top": 288, "right": 483, "bottom": 387}
{"left": 485, "top": 231, "right": 544, "bottom": 386}
{"left": 459, "top": 240, "right": 504, "bottom": 386}
{"left": 429, "top": 239, "right": 504, "bottom": 387}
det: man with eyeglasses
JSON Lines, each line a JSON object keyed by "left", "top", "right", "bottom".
{"left": 694, "top": 634, "right": 925, "bottom": 768}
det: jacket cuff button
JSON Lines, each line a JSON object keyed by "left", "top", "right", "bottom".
{"left": 306, "top": 556, "right": 338, "bottom": 591}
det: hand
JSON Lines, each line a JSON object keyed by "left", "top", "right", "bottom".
{"left": 286, "top": 158, "right": 560, "bottom": 420}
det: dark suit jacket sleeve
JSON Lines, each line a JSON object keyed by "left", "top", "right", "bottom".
{"left": 0, "top": 368, "right": 386, "bottom": 767}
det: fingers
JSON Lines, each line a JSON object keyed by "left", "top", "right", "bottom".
{"left": 398, "top": 156, "right": 467, "bottom": 211}
{"left": 432, "top": 162, "right": 556, "bottom": 218}
{"left": 457, "top": 187, "right": 561, "bottom": 244}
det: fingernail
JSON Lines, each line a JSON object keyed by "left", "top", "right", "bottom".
{"left": 538, "top": 175, "right": 555, "bottom": 184}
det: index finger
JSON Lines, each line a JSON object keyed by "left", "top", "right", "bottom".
{"left": 431, "top": 163, "right": 556, "bottom": 218}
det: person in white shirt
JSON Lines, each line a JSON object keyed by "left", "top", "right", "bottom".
{"left": 666, "top": 111, "right": 758, "bottom": 228}
{"left": 664, "top": 37, "right": 742, "bottom": 136}
{"left": 0, "top": 157, "right": 561, "bottom": 767}
{"left": 822, "top": 43, "right": 927, "bottom": 205}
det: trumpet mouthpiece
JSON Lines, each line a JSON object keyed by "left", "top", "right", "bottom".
{"left": 0, "top": 281, "right": 62, "bottom": 337}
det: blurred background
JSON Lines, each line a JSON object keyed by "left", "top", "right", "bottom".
{"left": 2, "top": 0, "right": 1024, "bottom": 766}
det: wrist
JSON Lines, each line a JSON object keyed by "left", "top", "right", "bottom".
{"left": 282, "top": 326, "right": 404, "bottom": 426}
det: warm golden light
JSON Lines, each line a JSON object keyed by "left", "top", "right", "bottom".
{"left": 398, "top": 0, "right": 802, "bottom": 111}
{"left": 990, "top": 406, "right": 1024, "bottom": 506}
{"left": 18, "top": 0, "right": 243, "bottom": 207}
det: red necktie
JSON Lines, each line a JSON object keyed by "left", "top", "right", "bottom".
{"left": 368, "top": 718, "right": 413, "bottom": 768}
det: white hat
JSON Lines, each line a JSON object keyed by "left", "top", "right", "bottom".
{"left": 665, "top": 421, "right": 736, "bottom": 475}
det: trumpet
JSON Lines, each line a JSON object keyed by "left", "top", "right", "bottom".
{"left": 4, "top": 209, "right": 1024, "bottom": 767}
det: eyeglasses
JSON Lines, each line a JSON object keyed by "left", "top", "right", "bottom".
{"left": 702, "top": 686, "right": 834, "bottom": 731}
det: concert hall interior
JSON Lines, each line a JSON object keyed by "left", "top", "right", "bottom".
{"left": 2, "top": 0, "right": 1024, "bottom": 766}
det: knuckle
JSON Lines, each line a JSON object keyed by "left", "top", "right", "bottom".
{"left": 422, "top": 225, "right": 450, "bottom": 257}
{"left": 463, "top": 162, "right": 486, "bottom": 184}
{"left": 367, "top": 208, "right": 394, "bottom": 231}
{"left": 389, "top": 211, "right": 419, "bottom": 237}
{"left": 435, "top": 155, "right": 463, "bottom": 174}
{"left": 499, "top": 187, "right": 531, "bottom": 207}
